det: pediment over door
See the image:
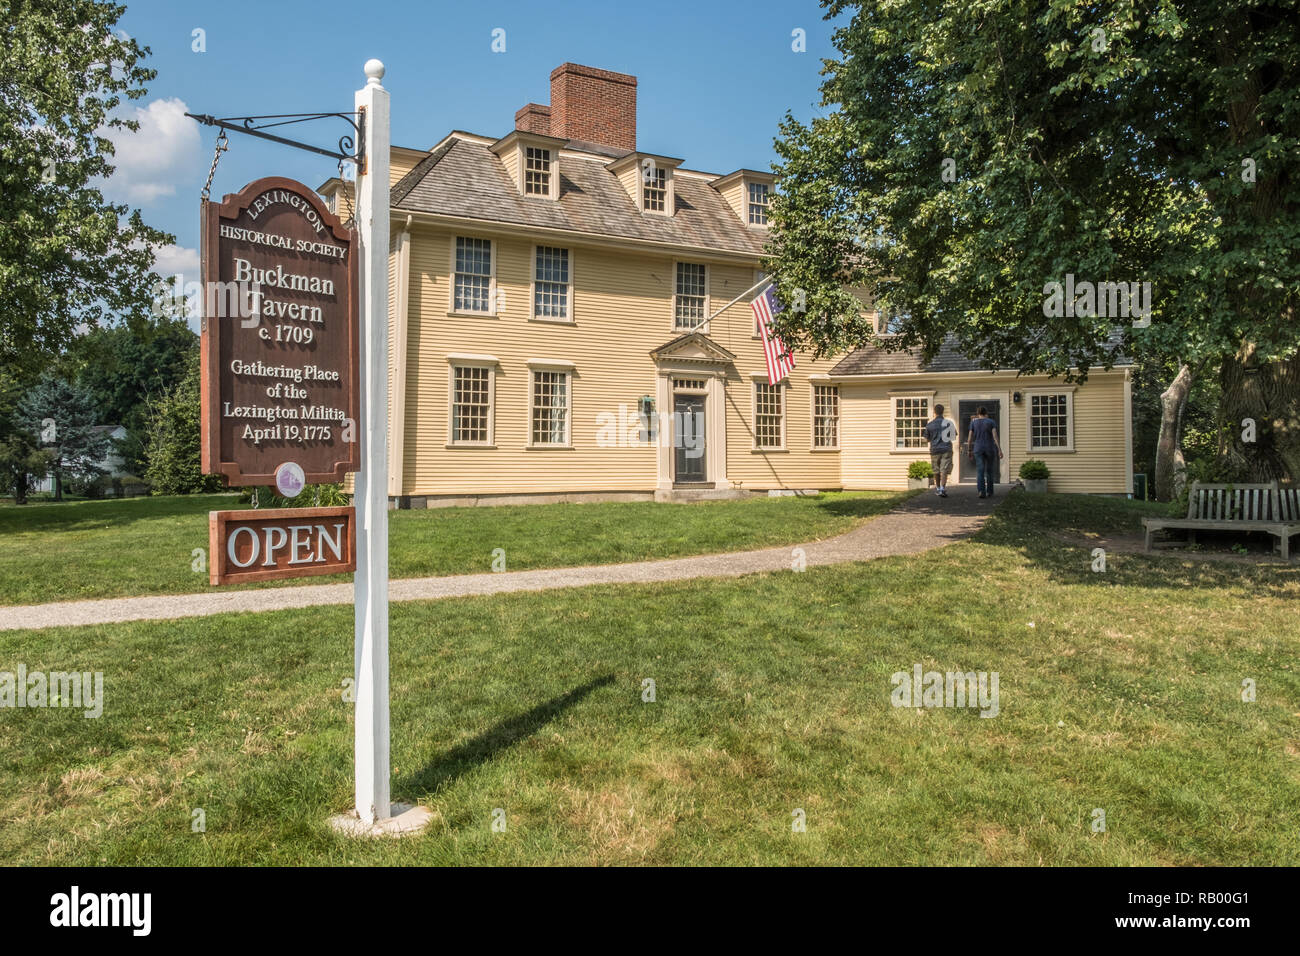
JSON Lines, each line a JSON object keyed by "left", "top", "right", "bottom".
{"left": 649, "top": 331, "right": 737, "bottom": 366}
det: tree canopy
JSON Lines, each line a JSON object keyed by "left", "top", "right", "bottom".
{"left": 0, "top": 0, "right": 173, "bottom": 375}
{"left": 766, "top": 0, "right": 1299, "bottom": 480}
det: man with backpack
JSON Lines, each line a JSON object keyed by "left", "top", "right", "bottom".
{"left": 924, "top": 404, "right": 956, "bottom": 498}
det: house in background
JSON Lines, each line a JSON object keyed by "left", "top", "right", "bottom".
{"left": 833, "top": 335, "right": 1133, "bottom": 492}
{"left": 32, "top": 424, "right": 144, "bottom": 496}
{"left": 319, "top": 63, "right": 1133, "bottom": 506}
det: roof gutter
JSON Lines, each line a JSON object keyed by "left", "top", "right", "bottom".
{"left": 823, "top": 363, "right": 1133, "bottom": 383}
{"left": 392, "top": 208, "right": 765, "bottom": 265}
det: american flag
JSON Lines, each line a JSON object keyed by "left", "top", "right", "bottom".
{"left": 751, "top": 285, "right": 796, "bottom": 385}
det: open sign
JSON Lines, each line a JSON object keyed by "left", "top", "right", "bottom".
{"left": 209, "top": 506, "right": 356, "bottom": 585}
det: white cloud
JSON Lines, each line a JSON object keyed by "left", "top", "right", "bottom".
{"left": 152, "top": 243, "right": 199, "bottom": 281}
{"left": 103, "top": 98, "right": 201, "bottom": 204}
{"left": 144, "top": 243, "right": 202, "bottom": 328}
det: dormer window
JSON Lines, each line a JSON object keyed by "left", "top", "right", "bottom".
{"left": 490, "top": 130, "right": 565, "bottom": 200}
{"left": 748, "top": 182, "right": 770, "bottom": 225}
{"left": 710, "top": 169, "right": 776, "bottom": 227}
{"left": 643, "top": 166, "right": 668, "bottom": 212}
{"left": 608, "top": 152, "right": 682, "bottom": 216}
{"left": 525, "top": 147, "right": 552, "bottom": 196}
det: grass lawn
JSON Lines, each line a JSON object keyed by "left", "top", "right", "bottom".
{"left": 0, "top": 490, "right": 905, "bottom": 604}
{"left": 1, "top": 493, "right": 1296, "bottom": 865}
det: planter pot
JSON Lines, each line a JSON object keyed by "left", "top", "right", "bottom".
{"left": 907, "top": 477, "right": 931, "bottom": 490}
{"left": 1023, "top": 478, "right": 1048, "bottom": 493}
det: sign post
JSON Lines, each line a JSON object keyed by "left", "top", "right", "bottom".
{"left": 352, "top": 59, "right": 394, "bottom": 827}
{"left": 198, "top": 60, "right": 422, "bottom": 836}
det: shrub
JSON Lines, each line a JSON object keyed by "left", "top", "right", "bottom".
{"left": 238, "top": 483, "right": 349, "bottom": 509}
{"left": 142, "top": 358, "right": 225, "bottom": 496}
{"left": 66, "top": 473, "right": 109, "bottom": 499}
{"left": 907, "top": 460, "right": 933, "bottom": 480}
{"left": 1019, "top": 459, "right": 1051, "bottom": 480}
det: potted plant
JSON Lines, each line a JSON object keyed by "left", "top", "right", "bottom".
{"left": 907, "top": 460, "right": 933, "bottom": 490}
{"left": 1019, "top": 459, "right": 1050, "bottom": 492}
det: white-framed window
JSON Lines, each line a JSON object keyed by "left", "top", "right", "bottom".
{"left": 643, "top": 165, "right": 668, "bottom": 212}
{"left": 893, "top": 396, "right": 930, "bottom": 450}
{"left": 532, "top": 246, "right": 571, "bottom": 321}
{"left": 876, "top": 307, "right": 907, "bottom": 335}
{"left": 529, "top": 369, "right": 570, "bottom": 446}
{"left": 674, "top": 262, "right": 708, "bottom": 330}
{"left": 754, "top": 381, "right": 785, "bottom": 450}
{"left": 453, "top": 237, "right": 493, "bottom": 314}
{"left": 813, "top": 384, "right": 840, "bottom": 449}
{"left": 524, "top": 146, "right": 552, "bottom": 196}
{"left": 748, "top": 182, "right": 771, "bottom": 225}
{"left": 449, "top": 363, "right": 494, "bottom": 445}
{"left": 1027, "top": 391, "right": 1074, "bottom": 451}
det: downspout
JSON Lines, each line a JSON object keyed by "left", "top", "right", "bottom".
{"left": 1123, "top": 367, "right": 1134, "bottom": 497}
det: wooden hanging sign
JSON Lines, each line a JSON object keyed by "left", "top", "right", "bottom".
{"left": 200, "top": 177, "right": 360, "bottom": 486}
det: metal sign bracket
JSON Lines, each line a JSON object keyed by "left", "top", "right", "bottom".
{"left": 185, "top": 110, "right": 365, "bottom": 166}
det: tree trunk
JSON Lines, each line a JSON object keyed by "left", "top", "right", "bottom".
{"left": 1154, "top": 363, "right": 1194, "bottom": 501}
{"left": 1219, "top": 345, "right": 1300, "bottom": 484}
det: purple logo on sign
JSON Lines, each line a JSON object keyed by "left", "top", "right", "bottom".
{"left": 275, "top": 462, "right": 305, "bottom": 498}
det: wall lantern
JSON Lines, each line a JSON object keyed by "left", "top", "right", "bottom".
{"left": 638, "top": 395, "right": 656, "bottom": 442}
{"left": 1012, "top": 391, "right": 1023, "bottom": 404}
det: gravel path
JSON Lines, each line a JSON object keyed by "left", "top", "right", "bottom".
{"left": 0, "top": 487, "right": 992, "bottom": 631}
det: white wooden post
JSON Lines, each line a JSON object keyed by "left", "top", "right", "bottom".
{"left": 353, "top": 59, "right": 391, "bottom": 825}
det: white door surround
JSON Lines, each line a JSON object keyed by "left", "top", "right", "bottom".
{"left": 649, "top": 332, "right": 735, "bottom": 492}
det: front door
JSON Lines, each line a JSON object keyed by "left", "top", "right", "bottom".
{"left": 673, "top": 395, "right": 706, "bottom": 483}
{"left": 957, "top": 399, "right": 1002, "bottom": 483}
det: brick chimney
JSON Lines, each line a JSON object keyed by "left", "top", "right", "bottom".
{"left": 514, "top": 103, "right": 551, "bottom": 136}
{"left": 545, "top": 63, "right": 637, "bottom": 152}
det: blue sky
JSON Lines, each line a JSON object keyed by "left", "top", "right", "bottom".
{"left": 109, "top": 0, "right": 846, "bottom": 291}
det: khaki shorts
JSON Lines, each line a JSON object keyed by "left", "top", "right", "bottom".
{"left": 931, "top": 450, "right": 953, "bottom": 476}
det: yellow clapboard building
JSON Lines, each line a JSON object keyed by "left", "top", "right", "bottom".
{"left": 320, "top": 63, "right": 1133, "bottom": 506}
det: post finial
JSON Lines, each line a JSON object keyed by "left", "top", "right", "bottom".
{"left": 364, "top": 59, "right": 385, "bottom": 86}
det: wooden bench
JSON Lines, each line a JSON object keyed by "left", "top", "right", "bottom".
{"left": 1143, "top": 481, "right": 1300, "bottom": 560}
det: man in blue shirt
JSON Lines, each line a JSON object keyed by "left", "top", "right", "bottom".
{"left": 965, "top": 406, "right": 1003, "bottom": 499}
{"left": 923, "top": 404, "right": 956, "bottom": 498}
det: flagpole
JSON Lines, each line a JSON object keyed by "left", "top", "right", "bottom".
{"left": 703, "top": 273, "right": 774, "bottom": 328}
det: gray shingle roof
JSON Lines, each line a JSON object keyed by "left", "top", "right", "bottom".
{"left": 830, "top": 337, "right": 989, "bottom": 375}
{"left": 829, "top": 333, "right": 1133, "bottom": 376}
{"left": 391, "top": 136, "right": 766, "bottom": 256}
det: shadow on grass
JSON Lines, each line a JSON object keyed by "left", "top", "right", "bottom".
{"left": 812, "top": 490, "right": 913, "bottom": 519}
{"left": 976, "top": 492, "right": 1300, "bottom": 594}
{"left": 399, "top": 673, "right": 617, "bottom": 798}
{"left": 0, "top": 493, "right": 237, "bottom": 534}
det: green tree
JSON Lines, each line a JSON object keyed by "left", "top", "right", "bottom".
{"left": 0, "top": 372, "right": 50, "bottom": 502}
{"left": 142, "top": 356, "right": 222, "bottom": 496}
{"left": 16, "top": 372, "right": 110, "bottom": 499}
{"left": 0, "top": 0, "right": 173, "bottom": 376}
{"left": 61, "top": 315, "right": 198, "bottom": 472}
{"left": 0, "top": 428, "right": 51, "bottom": 503}
{"left": 766, "top": 0, "right": 1299, "bottom": 491}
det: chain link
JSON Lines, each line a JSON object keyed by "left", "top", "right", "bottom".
{"left": 200, "top": 129, "right": 229, "bottom": 201}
